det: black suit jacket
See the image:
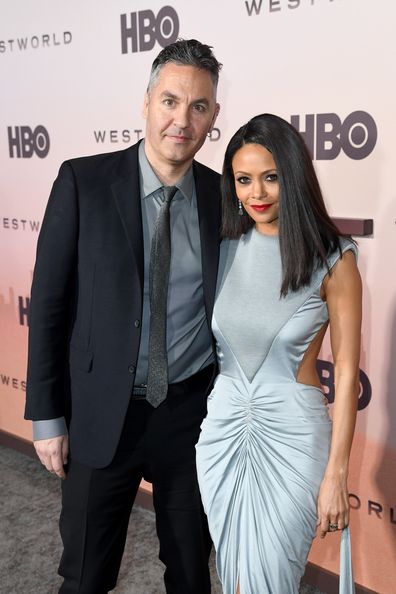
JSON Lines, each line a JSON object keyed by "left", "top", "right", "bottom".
{"left": 25, "top": 141, "right": 221, "bottom": 468}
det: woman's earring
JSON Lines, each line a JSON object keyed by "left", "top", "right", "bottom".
{"left": 238, "top": 200, "right": 243, "bottom": 216}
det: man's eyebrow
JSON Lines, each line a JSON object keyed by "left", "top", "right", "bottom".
{"left": 193, "top": 97, "right": 210, "bottom": 106}
{"left": 160, "top": 91, "right": 210, "bottom": 106}
{"left": 160, "top": 91, "right": 179, "bottom": 100}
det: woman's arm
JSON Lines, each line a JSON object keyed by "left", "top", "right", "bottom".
{"left": 317, "top": 249, "right": 362, "bottom": 538}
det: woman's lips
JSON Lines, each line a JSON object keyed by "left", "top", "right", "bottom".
{"left": 250, "top": 204, "right": 272, "bottom": 212}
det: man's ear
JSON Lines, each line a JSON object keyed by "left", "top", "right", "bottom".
{"left": 142, "top": 92, "right": 149, "bottom": 119}
{"left": 209, "top": 103, "right": 220, "bottom": 133}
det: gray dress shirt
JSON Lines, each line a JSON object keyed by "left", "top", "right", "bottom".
{"left": 33, "top": 140, "right": 213, "bottom": 440}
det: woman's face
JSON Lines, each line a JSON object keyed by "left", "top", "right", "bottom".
{"left": 232, "top": 143, "right": 280, "bottom": 235}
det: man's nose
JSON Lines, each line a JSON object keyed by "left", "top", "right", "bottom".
{"left": 173, "top": 105, "right": 189, "bottom": 129}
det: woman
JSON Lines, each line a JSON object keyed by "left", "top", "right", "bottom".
{"left": 196, "top": 114, "right": 361, "bottom": 594}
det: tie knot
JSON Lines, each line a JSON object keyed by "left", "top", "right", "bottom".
{"left": 163, "top": 185, "right": 178, "bottom": 204}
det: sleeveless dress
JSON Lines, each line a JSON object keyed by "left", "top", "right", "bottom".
{"left": 196, "top": 228, "right": 356, "bottom": 594}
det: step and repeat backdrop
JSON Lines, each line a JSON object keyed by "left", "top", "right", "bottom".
{"left": 1, "top": 1, "right": 395, "bottom": 592}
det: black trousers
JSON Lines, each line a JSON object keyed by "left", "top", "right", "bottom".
{"left": 58, "top": 368, "right": 213, "bottom": 594}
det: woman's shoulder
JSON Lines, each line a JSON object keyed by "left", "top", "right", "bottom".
{"left": 310, "top": 236, "right": 358, "bottom": 290}
{"left": 323, "top": 237, "right": 362, "bottom": 298}
{"left": 327, "top": 236, "right": 358, "bottom": 270}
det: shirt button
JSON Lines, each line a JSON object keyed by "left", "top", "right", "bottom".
{"left": 134, "top": 319, "right": 140, "bottom": 328}
{"left": 128, "top": 365, "right": 136, "bottom": 373}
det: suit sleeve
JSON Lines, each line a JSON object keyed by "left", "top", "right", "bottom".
{"left": 25, "top": 161, "right": 79, "bottom": 421}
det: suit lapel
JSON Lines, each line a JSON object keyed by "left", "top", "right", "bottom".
{"left": 111, "top": 143, "right": 144, "bottom": 287}
{"left": 194, "top": 161, "right": 221, "bottom": 326}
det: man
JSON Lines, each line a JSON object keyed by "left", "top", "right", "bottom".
{"left": 25, "top": 39, "right": 222, "bottom": 594}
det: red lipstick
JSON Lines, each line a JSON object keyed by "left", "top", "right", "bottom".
{"left": 250, "top": 204, "right": 271, "bottom": 212}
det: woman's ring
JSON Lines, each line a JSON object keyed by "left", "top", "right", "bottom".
{"left": 328, "top": 523, "right": 338, "bottom": 532}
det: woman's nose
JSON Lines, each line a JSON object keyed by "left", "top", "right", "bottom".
{"left": 251, "top": 180, "right": 266, "bottom": 199}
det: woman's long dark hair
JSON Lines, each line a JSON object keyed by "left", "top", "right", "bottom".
{"left": 221, "top": 113, "right": 349, "bottom": 296}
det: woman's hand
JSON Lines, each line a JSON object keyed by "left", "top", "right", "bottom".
{"left": 317, "top": 472, "right": 349, "bottom": 538}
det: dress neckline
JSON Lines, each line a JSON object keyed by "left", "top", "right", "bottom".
{"left": 252, "top": 227, "right": 279, "bottom": 241}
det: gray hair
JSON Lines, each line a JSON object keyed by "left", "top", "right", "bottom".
{"left": 147, "top": 38, "right": 222, "bottom": 92}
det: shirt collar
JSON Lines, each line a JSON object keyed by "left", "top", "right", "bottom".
{"left": 138, "top": 139, "right": 194, "bottom": 202}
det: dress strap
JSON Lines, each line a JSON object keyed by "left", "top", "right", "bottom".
{"left": 340, "top": 527, "right": 355, "bottom": 593}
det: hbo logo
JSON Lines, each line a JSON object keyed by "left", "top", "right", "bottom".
{"left": 316, "top": 359, "right": 372, "bottom": 411}
{"left": 121, "top": 6, "right": 179, "bottom": 54}
{"left": 291, "top": 111, "right": 377, "bottom": 160}
{"left": 8, "top": 125, "right": 50, "bottom": 158}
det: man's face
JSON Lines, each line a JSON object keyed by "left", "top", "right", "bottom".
{"left": 143, "top": 63, "right": 220, "bottom": 172}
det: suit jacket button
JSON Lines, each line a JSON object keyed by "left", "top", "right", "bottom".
{"left": 134, "top": 319, "right": 140, "bottom": 328}
{"left": 128, "top": 365, "right": 136, "bottom": 373}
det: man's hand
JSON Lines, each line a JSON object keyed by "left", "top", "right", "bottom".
{"left": 34, "top": 435, "right": 69, "bottom": 479}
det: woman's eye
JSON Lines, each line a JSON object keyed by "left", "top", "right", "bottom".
{"left": 266, "top": 173, "right": 278, "bottom": 182}
{"left": 236, "top": 176, "right": 250, "bottom": 184}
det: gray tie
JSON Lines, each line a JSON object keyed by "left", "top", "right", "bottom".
{"left": 145, "top": 186, "right": 178, "bottom": 408}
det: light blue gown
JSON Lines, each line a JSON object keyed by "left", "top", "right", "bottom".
{"left": 196, "top": 228, "right": 356, "bottom": 594}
